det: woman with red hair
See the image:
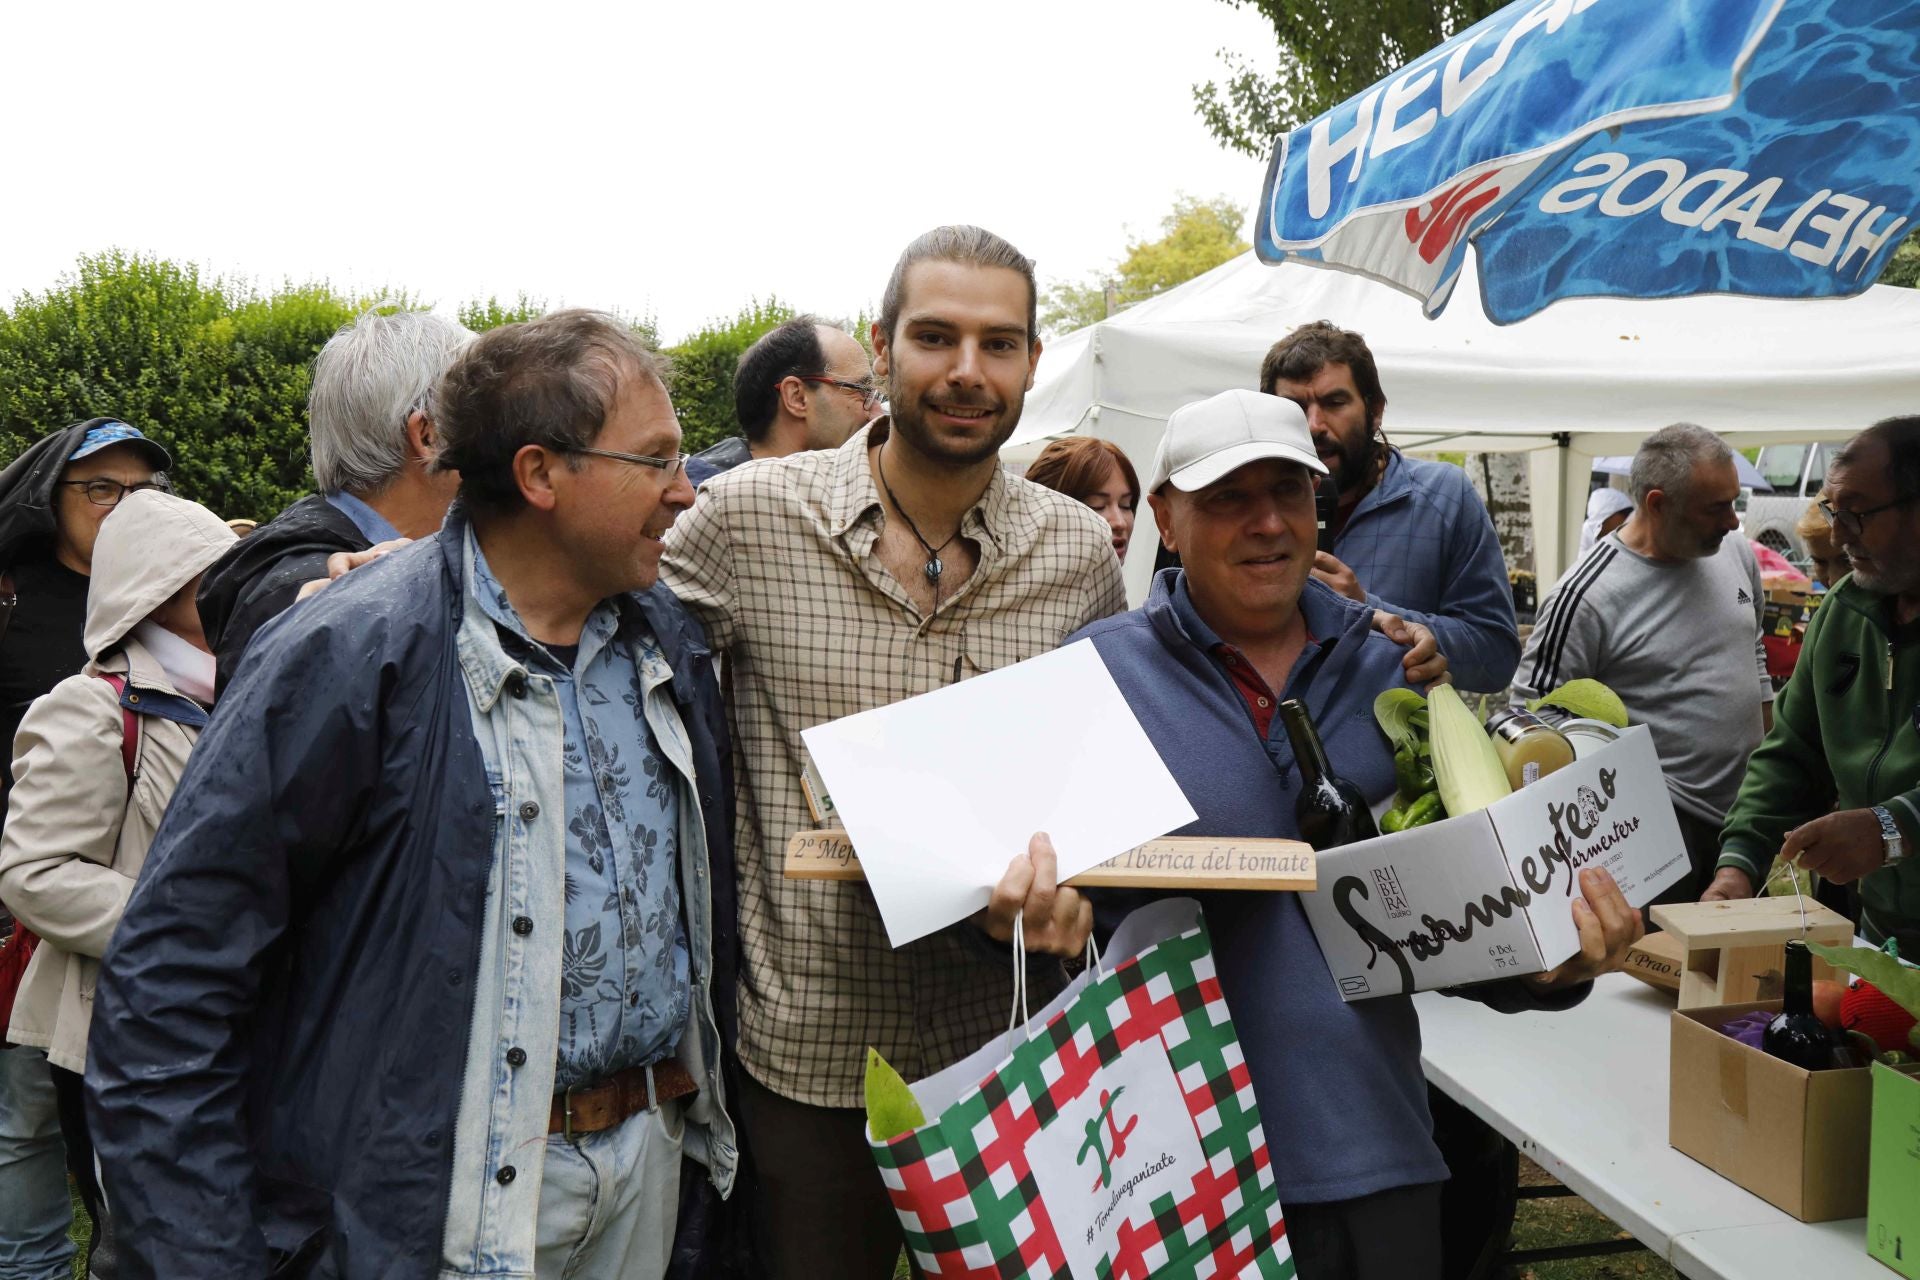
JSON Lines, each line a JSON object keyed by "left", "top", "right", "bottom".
{"left": 1023, "top": 437, "right": 1140, "bottom": 562}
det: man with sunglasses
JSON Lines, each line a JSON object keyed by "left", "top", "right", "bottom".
{"left": 685, "top": 318, "right": 877, "bottom": 487}
{"left": 0, "top": 417, "right": 168, "bottom": 1280}
{"left": 1706, "top": 416, "right": 1920, "bottom": 955}
{"left": 89, "top": 312, "right": 736, "bottom": 1280}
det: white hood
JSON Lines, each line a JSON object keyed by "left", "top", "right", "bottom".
{"left": 84, "top": 490, "right": 238, "bottom": 660}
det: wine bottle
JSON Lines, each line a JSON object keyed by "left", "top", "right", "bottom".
{"left": 1763, "top": 940, "right": 1838, "bottom": 1071}
{"left": 1279, "top": 698, "right": 1380, "bottom": 850}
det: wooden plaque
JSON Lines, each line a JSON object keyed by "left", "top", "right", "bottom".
{"left": 783, "top": 829, "right": 1315, "bottom": 892}
{"left": 1648, "top": 897, "right": 1854, "bottom": 1009}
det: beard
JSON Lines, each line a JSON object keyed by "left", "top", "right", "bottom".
{"left": 1320, "top": 416, "right": 1382, "bottom": 498}
{"left": 1844, "top": 549, "right": 1919, "bottom": 598}
{"left": 886, "top": 374, "right": 1022, "bottom": 469}
{"left": 890, "top": 395, "right": 1029, "bottom": 470}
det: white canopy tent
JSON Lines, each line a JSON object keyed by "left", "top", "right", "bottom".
{"left": 1008, "top": 252, "right": 1920, "bottom": 598}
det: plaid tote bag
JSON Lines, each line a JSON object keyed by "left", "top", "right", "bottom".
{"left": 868, "top": 898, "right": 1292, "bottom": 1279}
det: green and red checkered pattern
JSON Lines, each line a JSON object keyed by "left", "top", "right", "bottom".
{"left": 869, "top": 920, "right": 1291, "bottom": 1279}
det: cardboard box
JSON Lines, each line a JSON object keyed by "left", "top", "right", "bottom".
{"left": 1624, "top": 930, "right": 1685, "bottom": 994}
{"left": 1869, "top": 1060, "right": 1920, "bottom": 1278}
{"left": 1668, "top": 1001, "right": 1872, "bottom": 1222}
{"left": 1301, "top": 726, "right": 1690, "bottom": 1000}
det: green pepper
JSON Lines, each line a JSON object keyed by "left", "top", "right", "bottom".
{"left": 1393, "top": 747, "right": 1436, "bottom": 807}
{"left": 1402, "top": 791, "right": 1446, "bottom": 828}
{"left": 1380, "top": 806, "right": 1409, "bottom": 834}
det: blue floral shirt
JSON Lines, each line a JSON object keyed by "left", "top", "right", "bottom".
{"left": 469, "top": 535, "right": 690, "bottom": 1088}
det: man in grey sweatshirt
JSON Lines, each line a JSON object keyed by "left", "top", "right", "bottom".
{"left": 1513, "top": 423, "right": 1774, "bottom": 900}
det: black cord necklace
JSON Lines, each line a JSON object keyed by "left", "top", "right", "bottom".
{"left": 876, "top": 444, "right": 962, "bottom": 584}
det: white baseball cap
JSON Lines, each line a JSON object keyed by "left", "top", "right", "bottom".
{"left": 1147, "top": 389, "right": 1327, "bottom": 493}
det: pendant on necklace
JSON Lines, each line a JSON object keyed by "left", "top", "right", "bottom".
{"left": 924, "top": 557, "right": 942, "bottom": 581}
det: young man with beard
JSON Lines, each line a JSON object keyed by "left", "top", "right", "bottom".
{"left": 662, "top": 226, "right": 1116, "bottom": 1278}
{"left": 1262, "top": 322, "right": 1520, "bottom": 692}
{"left": 1705, "top": 417, "right": 1920, "bottom": 953}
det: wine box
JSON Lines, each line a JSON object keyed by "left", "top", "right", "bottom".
{"left": 1668, "top": 1000, "right": 1872, "bottom": 1222}
{"left": 1300, "top": 726, "right": 1690, "bottom": 1000}
{"left": 1869, "top": 1060, "right": 1920, "bottom": 1277}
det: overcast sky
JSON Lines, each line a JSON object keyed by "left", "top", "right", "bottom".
{"left": 1, "top": 0, "right": 1277, "bottom": 341}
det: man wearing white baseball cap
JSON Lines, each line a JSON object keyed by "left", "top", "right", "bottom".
{"left": 1066, "top": 388, "right": 1644, "bottom": 1280}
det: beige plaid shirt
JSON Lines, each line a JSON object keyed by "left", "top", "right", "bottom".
{"left": 662, "top": 421, "right": 1126, "bottom": 1106}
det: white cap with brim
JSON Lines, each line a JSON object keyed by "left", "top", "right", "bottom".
{"left": 1148, "top": 388, "right": 1327, "bottom": 493}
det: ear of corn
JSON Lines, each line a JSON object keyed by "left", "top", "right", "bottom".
{"left": 1427, "top": 684, "right": 1513, "bottom": 817}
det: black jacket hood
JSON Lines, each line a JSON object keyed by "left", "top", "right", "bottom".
{"left": 0, "top": 419, "right": 108, "bottom": 569}
{"left": 196, "top": 494, "right": 371, "bottom": 694}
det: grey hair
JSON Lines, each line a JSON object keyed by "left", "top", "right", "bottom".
{"left": 1629, "top": 422, "right": 1734, "bottom": 505}
{"left": 310, "top": 310, "right": 475, "bottom": 494}
{"left": 879, "top": 225, "right": 1036, "bottom": 344}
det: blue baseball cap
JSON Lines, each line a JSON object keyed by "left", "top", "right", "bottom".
{"left": 68, "top": 421, "right": 172, "bottom": 471}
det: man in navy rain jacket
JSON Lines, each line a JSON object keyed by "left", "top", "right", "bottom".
{"left": 85, "top": 311, "right": 739, "bottom": 1280}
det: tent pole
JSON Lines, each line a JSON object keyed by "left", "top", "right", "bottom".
{"left": 1528, "top": 436, "right": 1576, "bottom": 589}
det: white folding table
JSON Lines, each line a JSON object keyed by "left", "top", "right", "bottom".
{"left": 1413, "top": 974, "right": 1885, "bottom": 1279}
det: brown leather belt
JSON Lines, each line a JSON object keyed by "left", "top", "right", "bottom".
{"left": 549, "top": 1059, "right": 697, "bottom": 1138}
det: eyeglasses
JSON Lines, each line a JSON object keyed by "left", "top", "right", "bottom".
{"left": 1819, "top": 494, "right": 1915, "bottom": 539}
{"left": 797, "top": 375, "right": 882, "bottom": 408}
{"left": 58, "top": 475, "right": 173, "bottom": 507}
{"left": 568, "top": 446, "right": 690, "bottom": 480}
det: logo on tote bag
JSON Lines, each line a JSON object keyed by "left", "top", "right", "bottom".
{"left": 1076, "top": 1087, "right": 1141, "bottom": 1191}
{"left": 1030, "top": 1036, "right": 1208, "bottom": 1270}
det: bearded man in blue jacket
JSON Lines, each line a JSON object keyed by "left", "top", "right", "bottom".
{"left": 86, "top": 311, "right": 739, "bottom": 1280}
{"left": 1069, "top": 389, "right": 1643, "bottom": 1280}
{"left": 1262, "top": 321, "right": 1520, "bottom": 693}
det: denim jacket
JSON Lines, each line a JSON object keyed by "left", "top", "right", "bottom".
{"left": 440, "top": 535, "right": 735, "bottom": 1277}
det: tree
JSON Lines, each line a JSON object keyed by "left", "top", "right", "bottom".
{"left": 1880, "top": 228, "right": 1920, "bottom": 288}
{"left": 0, "top": 252, "right": 378, "bottom": 520}
{"left": 1193, "top": 1, "right": 1504, "bottom": 159}
{"left": 664, "top": 299, "right": 796, "bottom": 454}
{"left": 1040, "top": 195, "right": 1251, "bottom": 336}
{"left": 457, "top": 292, "right": 549, "bottom": 333}
{"left": 456, "top": 293, "right": 663, "bottom": 348}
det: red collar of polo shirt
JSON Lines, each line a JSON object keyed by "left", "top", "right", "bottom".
{"left": 1211, "top": 639, "right": 1315, "bottom": 739}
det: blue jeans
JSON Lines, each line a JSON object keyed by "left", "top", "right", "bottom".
{"left": 535, "top": 1101, "right": 683, "bottom": 1280}
{"left": 0, "top": 1044, "right": 72, "bottom": 1280}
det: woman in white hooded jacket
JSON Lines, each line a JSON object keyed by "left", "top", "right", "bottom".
{"left": 0, "top": 489, "right": 235, "bottom": 1276}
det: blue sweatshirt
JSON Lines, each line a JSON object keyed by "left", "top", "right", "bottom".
{"left": 1335, "top": 451, "right": 1519, "bottom": 693}
{"left": 1072, "top": 569, "right": 1568, "bottom": 1204}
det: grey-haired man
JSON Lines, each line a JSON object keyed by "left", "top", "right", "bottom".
{"left": 196, "top": 308, "right": 472, "bottom": 692}
{"left": 1512, "top": 423, "right": 1773, "bottom": 902}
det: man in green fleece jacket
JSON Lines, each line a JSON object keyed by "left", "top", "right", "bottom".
{"left": 1704, "top": 416, "right": 1920, "bottom": 952}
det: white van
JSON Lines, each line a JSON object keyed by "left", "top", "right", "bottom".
{"left": 1742, "top": 442, "right": 1836, "bottom": 565}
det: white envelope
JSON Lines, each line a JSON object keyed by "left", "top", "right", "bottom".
{"left": 801, "top": 640, "right": 1197, "bottom": 947}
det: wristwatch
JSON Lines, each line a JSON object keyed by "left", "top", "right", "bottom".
{"left": 1871, "top": 806, "right": 1906, "bottom": 867}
